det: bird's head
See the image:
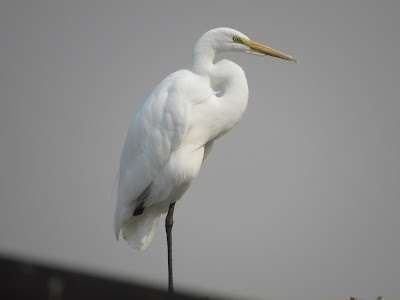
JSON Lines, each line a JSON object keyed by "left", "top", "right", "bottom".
{"left": 196, "top": 27, "right": 297, "bottom": 62}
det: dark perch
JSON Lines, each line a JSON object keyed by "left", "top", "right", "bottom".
{"left": 166, "top": 202, "right": 176, "bottom": 294}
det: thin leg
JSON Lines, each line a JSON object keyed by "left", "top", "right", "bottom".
{"left": 166, "top": 202, "right": 176, "bottom": 294}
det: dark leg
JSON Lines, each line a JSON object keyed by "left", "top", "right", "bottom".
{"left": 166, "top": 202, "right": 176, "bottom": 294}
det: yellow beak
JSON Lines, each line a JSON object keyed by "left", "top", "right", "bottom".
{"left": 242, "top": 38, "right": 297, "bottom": 62}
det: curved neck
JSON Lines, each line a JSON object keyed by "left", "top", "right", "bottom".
{"left": 190, "top": 45, "right": 249, "bottom": 142}
{"left": 186, "top": 30, "right": 250, "bottom": 144}
{"left": 190, "top": 42, "right": 237, "bottom": 89}
{"left": 190, "top": 41, "right": 216, "bottom": 75}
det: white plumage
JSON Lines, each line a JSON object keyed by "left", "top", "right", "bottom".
{"left": 114, "top": 28, "right": 296, "bottom": 251}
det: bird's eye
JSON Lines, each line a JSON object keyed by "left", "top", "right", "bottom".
{"left": 233, "top": 36, "right": 240, "bottom": 43}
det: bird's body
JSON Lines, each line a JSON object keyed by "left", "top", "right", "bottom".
{"left": 114, "top": 28, "right": 295, "bottom": 259}
{"left": 114, "top": 38, "right": 249, "bottom": 250}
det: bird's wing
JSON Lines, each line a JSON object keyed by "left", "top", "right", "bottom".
{"left": 114, "top": 70, "right": 200, "bottom": 238}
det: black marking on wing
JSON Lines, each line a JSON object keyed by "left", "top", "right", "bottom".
{"left": 133, "top": 184, "right": 152, "bottom": 216}
{"left": 133, "top": 203, "right": 144, "bottom": 216}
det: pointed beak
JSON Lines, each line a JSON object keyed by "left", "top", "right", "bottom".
{"left": 242, "top": 38, "right": 297, "bottom": 62}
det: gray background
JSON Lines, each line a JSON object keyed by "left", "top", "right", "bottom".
{"left": 1, "top": 1, "right": 399, "bottom": 300}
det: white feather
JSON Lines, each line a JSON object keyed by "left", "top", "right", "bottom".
{"left": 113, "top": 28, "right": 295, "bottom": 250}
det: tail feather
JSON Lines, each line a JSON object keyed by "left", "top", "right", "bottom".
{"left": 120, "top": 202, "right": 169, "bottom": 251}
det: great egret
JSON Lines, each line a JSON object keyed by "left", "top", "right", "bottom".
{"left": 114, "top": 27, "right": 296, "bottom": 293}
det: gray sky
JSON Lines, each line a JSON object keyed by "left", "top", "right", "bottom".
{"left": 1, "top": 1, "right": 399, "bottom": 299}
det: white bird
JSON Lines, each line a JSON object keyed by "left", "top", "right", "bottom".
{"left": 114, "top": 27, "right": 296, "bottom": 293}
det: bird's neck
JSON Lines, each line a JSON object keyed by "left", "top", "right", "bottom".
{"left": 212, "top": 60, "right": 249, "bottom": 137}
{"left": 190, "top": 44, "right": 216, "bottom": 75}
{"left": 190, "top": 46, "right": 249, "bottom": 142}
